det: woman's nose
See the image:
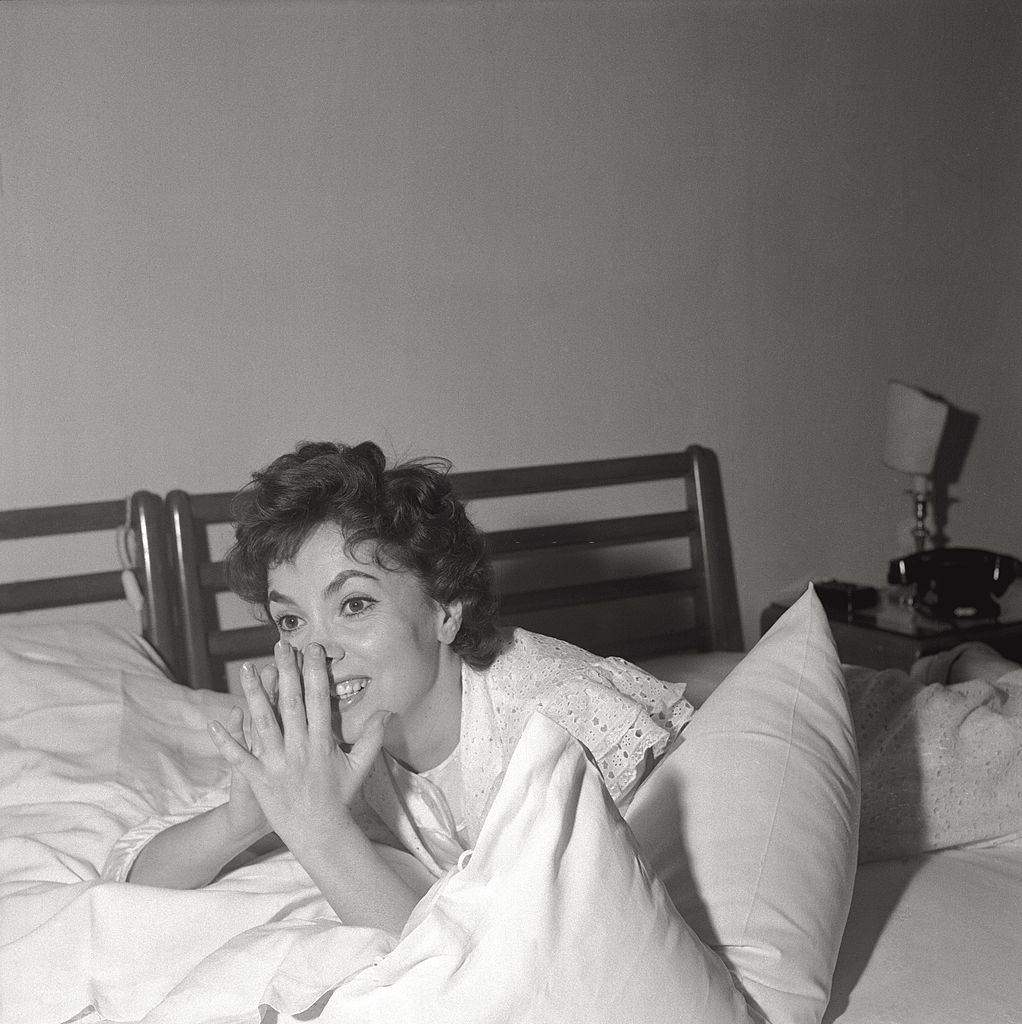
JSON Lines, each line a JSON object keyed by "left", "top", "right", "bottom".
{"left": 307, "top": 627, "right": 344, "bottom": 662}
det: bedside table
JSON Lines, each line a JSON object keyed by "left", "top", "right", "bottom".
{"left": 760, "top": 592, "right": 1022, "bottom": 672}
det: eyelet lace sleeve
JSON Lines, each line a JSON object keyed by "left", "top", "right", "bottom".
{"left": 459, "top": 631, "right": 693, "bottom": 835}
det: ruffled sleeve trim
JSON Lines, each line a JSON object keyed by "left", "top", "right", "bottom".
{"left": 100, "top": 792, "right": 227, "bottom": 883}
{"left": 535, "top": 654, "right": 693, "bottom": 802}
{"left": 459, "top": 631, "right": 694, "bottom": 829}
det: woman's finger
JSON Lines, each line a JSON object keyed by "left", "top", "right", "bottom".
{"left": 241, "top": 701, "right": 263, "bottom": 758}
{"left": 259, "top": 663, "right": 280, "bottom": 708}
{"left": 346, "top": 710, "right": 392, "bottom": 790}
{"left": 274, "top": 640, "right": 309, "bottom": 749}
{"left": 302, "top": 643, "right": 334, "bottom": 746}
{"left": 240, "top": 661, "right": 283, "bottom": 754}
{"left": 226, "top": 705, "right": 247, "bottom": 746}
{"left": 208, "top": 719, "right": 258, "bottom": 772}
{"left": 251, "top": 663, "right": 281, "bottom": 757}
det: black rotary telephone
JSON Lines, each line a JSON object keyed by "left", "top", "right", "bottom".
{"left": 887, "top": 548, "right": 1021, "bottom": 621}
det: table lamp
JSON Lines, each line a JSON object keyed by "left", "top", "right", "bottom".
{"left": 882, "top": 380, "right": 949, "bottom": 553}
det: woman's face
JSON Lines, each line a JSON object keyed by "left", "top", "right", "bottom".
{"left": 266, "top": 521, "right": 463, "bottom": 772}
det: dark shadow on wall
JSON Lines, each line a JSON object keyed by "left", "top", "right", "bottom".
{"left": 930, "top": 402, "right": 980, "bottom": 549}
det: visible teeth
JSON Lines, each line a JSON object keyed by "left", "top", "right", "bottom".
{"left": 334, "top": 680, "right": 368, "bottom": 698}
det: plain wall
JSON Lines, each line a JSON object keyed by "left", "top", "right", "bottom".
{"left": 2, "top": 0, "right": 1020, "bottom": 647}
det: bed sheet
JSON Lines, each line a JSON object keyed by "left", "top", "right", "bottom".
{"left": 0, "top": 623, "right": 406, "bottom": 1024}
{"left": 826, "top": 845, "right": 1022, "bottom": 1024}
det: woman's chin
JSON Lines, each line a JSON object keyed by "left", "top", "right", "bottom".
{"left": 330, "top": 708, "right": 360, "bottom": 749}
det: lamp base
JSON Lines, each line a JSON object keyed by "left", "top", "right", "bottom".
{"left": 907, "top": 484, "right": 933, "bottom": 552}
{"left": 896, "top": 512, "right": 935, "bottom": 556}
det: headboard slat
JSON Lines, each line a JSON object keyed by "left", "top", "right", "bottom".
{"left": 0, "top": 500, "right": 126, "bottom": 540}
{"left": 0, "top": 571, "right": 125, "bottom": 613}
{"left": 605, "top": 631, "right": 709, "bottom": 663}
{"left": 497, "top": 569, "right": 699, "bottom": 618}
{"left": 200, "top": 561, "right": 225, "bottom": 590}
{"left": 187, "top": 492, "right": 238, "bottom": 523}
{"left": 450, "top": 451, "right": 692, "bottom": 500}
{"left": 207, "top": 623, "right": 278, "bottom": 660}
{"left": 486, "top": 512, "right": 696, "bottom": 558}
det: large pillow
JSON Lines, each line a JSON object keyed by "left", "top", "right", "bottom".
{"left": 625, "top": 586, "right": 860, "bottom": 1024}
{"left": 310, "top": 712, "right": 757, "bottom": 1024}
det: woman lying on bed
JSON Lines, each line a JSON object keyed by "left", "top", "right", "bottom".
{"left": 115, "top": 440, "right": 696, "bottom": 933}
{"left": 112, "top": 439, "right": 1022, "bottom": 936}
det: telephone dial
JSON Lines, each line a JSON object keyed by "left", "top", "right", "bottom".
{"left": 887, "top": 547, "right": 1021, "bottom": 621}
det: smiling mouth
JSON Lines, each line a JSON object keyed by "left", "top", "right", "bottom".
{"left": 333, "top": 679, "right": 369, "bottom": 708}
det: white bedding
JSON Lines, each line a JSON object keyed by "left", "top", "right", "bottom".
{"left": 0, "top": 625, "right": 397, "bottom": 1023}
{"left": 826, "top": 846, "right": 1022, "bottom": 1024}
{"left": 1, "top": 624, "right": 751, "bottom": 1024}
{"left": 1, "top": 621, "right": 1020, "bottom": 1024}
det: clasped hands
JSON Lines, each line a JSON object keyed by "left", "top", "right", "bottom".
{"left": 209, "top": 641, "right": 389, "bottom": 859}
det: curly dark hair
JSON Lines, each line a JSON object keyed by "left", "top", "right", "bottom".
{"left": 224, "top": 440, "right": 502, "bottom": 669}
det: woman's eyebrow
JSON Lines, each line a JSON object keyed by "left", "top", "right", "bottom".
{"left": 267, "top": 570, "right": 378, "bottom": 607}
{"left": 323, "top": 569, "right": 378, "bottom": 599}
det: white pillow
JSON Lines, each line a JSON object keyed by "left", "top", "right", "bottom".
{"left": 0, "top": 620, "right": 172, "bottom": 678}
{"left": 322, "top": 712, "right": 756, "bottom": 1024}
{"left": 625, "top": 586, "right": 860, "bottom": 1024}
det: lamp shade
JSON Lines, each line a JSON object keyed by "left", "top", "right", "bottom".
{"left": 882, "top": 380, "right": 948, "bottom": 476}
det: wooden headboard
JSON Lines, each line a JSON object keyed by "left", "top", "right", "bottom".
{"left": 0, "top": 492, "right": 176, "bottom": 668}
{"left": 165, "top": 447, "right": 742, "bottom": 691}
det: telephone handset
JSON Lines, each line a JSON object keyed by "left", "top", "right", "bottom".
{"left": 887, "top": 547, "right": 1021, "bottom": 621}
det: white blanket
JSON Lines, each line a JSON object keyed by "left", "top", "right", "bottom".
{"left": 0, "top": 625, "right": 386, "bottom": 1022}
{"left": 0, "top": 624, "right": 749, "bottom": 1024}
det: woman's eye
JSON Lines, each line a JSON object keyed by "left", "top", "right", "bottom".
{"left": 341, "top": 596, "right": 374, "bottom": 616}
{"left": 276, "top": 614, "right": 302, "bottom": 633}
